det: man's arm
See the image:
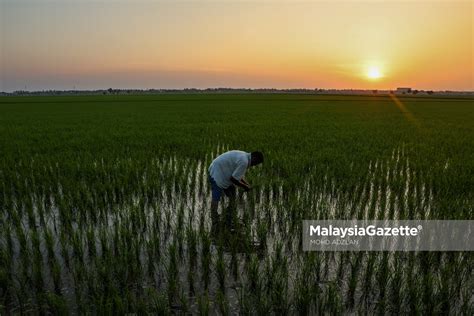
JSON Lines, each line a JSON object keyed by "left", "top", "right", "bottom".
{"left": 230, "top": 176, "right": 251, "bottom": 191}
{"left": 230, "top": 157, "right": 251, "bottom": 191}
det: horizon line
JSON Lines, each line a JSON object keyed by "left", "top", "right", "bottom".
{"left": 2, "top": 87, "right": 474, "bottom": 94}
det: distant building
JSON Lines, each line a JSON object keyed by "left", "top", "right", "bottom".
{"left": 396, "top": 87, "right": 412, "bottom": 94}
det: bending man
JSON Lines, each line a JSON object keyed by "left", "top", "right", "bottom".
{"left": 208, "top": 150, "right": 264, "bottom": 227}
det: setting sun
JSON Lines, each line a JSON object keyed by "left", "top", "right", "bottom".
{"left": 367, "top": 66, "right": 382, "bottom": 80}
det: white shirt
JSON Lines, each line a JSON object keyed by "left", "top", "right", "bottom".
{"left": 208, "top": 150, "right": 251, "bottom": 189}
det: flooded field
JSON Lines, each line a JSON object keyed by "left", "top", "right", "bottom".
{"left": 1, "top": 94, "right": 473, "bottom": 314}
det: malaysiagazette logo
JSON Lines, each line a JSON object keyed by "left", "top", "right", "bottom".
{"left": 303, "top": 220, "right": 473, "bottom": 251}
{"left": 309, "top": 224, "right": 423, "bottom": 239}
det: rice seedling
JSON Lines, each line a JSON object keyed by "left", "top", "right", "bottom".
{"left": 293, "top": 255, "right": 316, "bottom": 315}
{"left": 216, "top": 242, "right": 226, "bottom": 291}
{"left": 346, "top": 252, "right": 362, "bottom": 309}
{"left": 166, "top": 242, "right": 179, "bottom": 308}
{"left": 216, "top": 289, "right": 230, "bottom": 316}
{"left": 200, "top": 231, "right": 212, "bottom": 290}
{"left": 197, "top": 292, "right": 210, "bottom": 316}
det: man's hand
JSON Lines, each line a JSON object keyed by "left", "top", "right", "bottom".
{"left": 230, "top": 176, "right": 251, "bottom": 191}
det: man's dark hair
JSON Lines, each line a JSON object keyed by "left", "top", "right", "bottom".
{"left": 251, "top": 151, "right": 264, "bottom": 166}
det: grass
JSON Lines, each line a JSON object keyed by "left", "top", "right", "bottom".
{"left": 0, "top": 93, "right": 473, "bottom": 314}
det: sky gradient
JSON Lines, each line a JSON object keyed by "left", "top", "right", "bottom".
{"left": 1, "top": 0, "right": 473, "bottom": 91}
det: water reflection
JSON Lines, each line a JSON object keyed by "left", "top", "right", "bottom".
{"left": 210, "top": 211, "right": 264, "bottom": 255}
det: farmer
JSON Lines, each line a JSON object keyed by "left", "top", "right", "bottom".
{"left": 208, "top": 150, "right": 264, "bottom": 227}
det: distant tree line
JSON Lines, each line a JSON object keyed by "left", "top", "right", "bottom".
{"left": 1, "top": 88, "right": 471, "bottom": 97}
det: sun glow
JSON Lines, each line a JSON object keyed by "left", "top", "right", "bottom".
{"left": 366, "top": 66, "right": 382, "bottom": 80}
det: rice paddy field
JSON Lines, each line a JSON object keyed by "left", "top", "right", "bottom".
{"left": 0, "top": 93, "right": 473, "bottom": 314}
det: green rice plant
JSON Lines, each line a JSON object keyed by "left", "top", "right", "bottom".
{"left": 293, "top": 256, "right": 316, "bottom": 315}
{"left": 146, "top": 287, "right": 170, "bottom": 315}
{"left": 346, "top": 252, "right": 362, "bottom": 310}
{"left": 360, "top": 252, "right": 376, "bottom": 309}
{"left": 164, "top": 207, "right": 172, "bottom": 240}
{"left": 86, "top": 227, "right": 96, "bottom": 259}
{"left": 2, "top": 226, "right": 13, "bottom": 271}
{"left": 99, "top": 229, "right": 109, "bottom": 259}
{"left": 0, "top": 245, "right": 12, "bottom": 311}
{"left": 13, "top": 213, "right": 27, "bottom": 254}
{"left": 406, "top": 253, "right": 421, "bottom": 315}
{"left": 58, "top": 230, "right": 70, "bottom": 272}
{"left": 31, "top": 229, "right": 44, "bottom": 295}
{"left": 36, "top": 199, "right": 46, "bottom": 228}
{"left": 256, "top": 220, "right": 267, "bottom": 251}
{"left": 43, "top": 227, "right": 55, "bottom": 263}
{"left": 229, "top": 237, "right": 239, "bottom": 281}
{"left": 437, "top": 253, "right": 465, "bottom": 314}
{"left": 112, "top": 222, "right": 121, "bottom": 258}
{"left": 70, "top": 229, "right": 84, "bottom": 265}
{"left": 267, "top": 242, "right": 290, "bottom": 314}
{"left": 336, "top": 252, "right": 348, "bottom": 286}
{"left": 459, "top": 280, "right": 474, "bottom": 315}
{"left": 50, "top": 258, "right": 62, "bottom": 295}
{"left": 216, "top": 289, "right": 230, "bottom": 316}
{"left": 145, "top": 239, "right": 156, "bottom": 282}
{"left": 375, "top": 252, "right": 390, "bottom": 314}
{"left": 166, "top": 242, "right": 179, "bottom": 307}
{"left": 388, "top": 255, "right": 403, "bottom": 314}
{"left": 245, "top": 254, "right": 261, "bottom": 293}
{"left": 186, "top": 225, "right": 197, "bottom": 294}
{"left": 200, "top": 231, "right": 211, "bottom": 290}
{"left": 237, "top": 286, "right": 252, "bottom": 316}
{"left": 216, "top": 243, "right": 226, "bottom": 291}
{"left": 179, "top": 289, "right": 190, "bottom": 315}
{"left": 99, "top": 293, "right": 124, "bottom": 315}
{"left": 176, "top": 223, "right": 185, "bottom": 260}
{"left": 420, "top": 254, "right": 435, "bottom": 315}
{"left": 325, "top": 281, "right": 343, "bottom": 315}
{"left": 197, "top": 292, "right": 210, "bottom": 316}
{"left": 25, "top": 197, "right": 36, "bottom": 231}
{"left": 72, "top": 263, "right": 87, "bottom": 314}
{"left": 43, "top": 292, "right": 69, "bottom": 315}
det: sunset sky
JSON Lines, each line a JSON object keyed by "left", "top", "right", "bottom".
{"left": 1, "top": 0, "right": 472, "bottom": 91}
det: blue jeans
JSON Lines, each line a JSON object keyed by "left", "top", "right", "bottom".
{"left": 208, "top": 175, "right": 236, "bottom": 202}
